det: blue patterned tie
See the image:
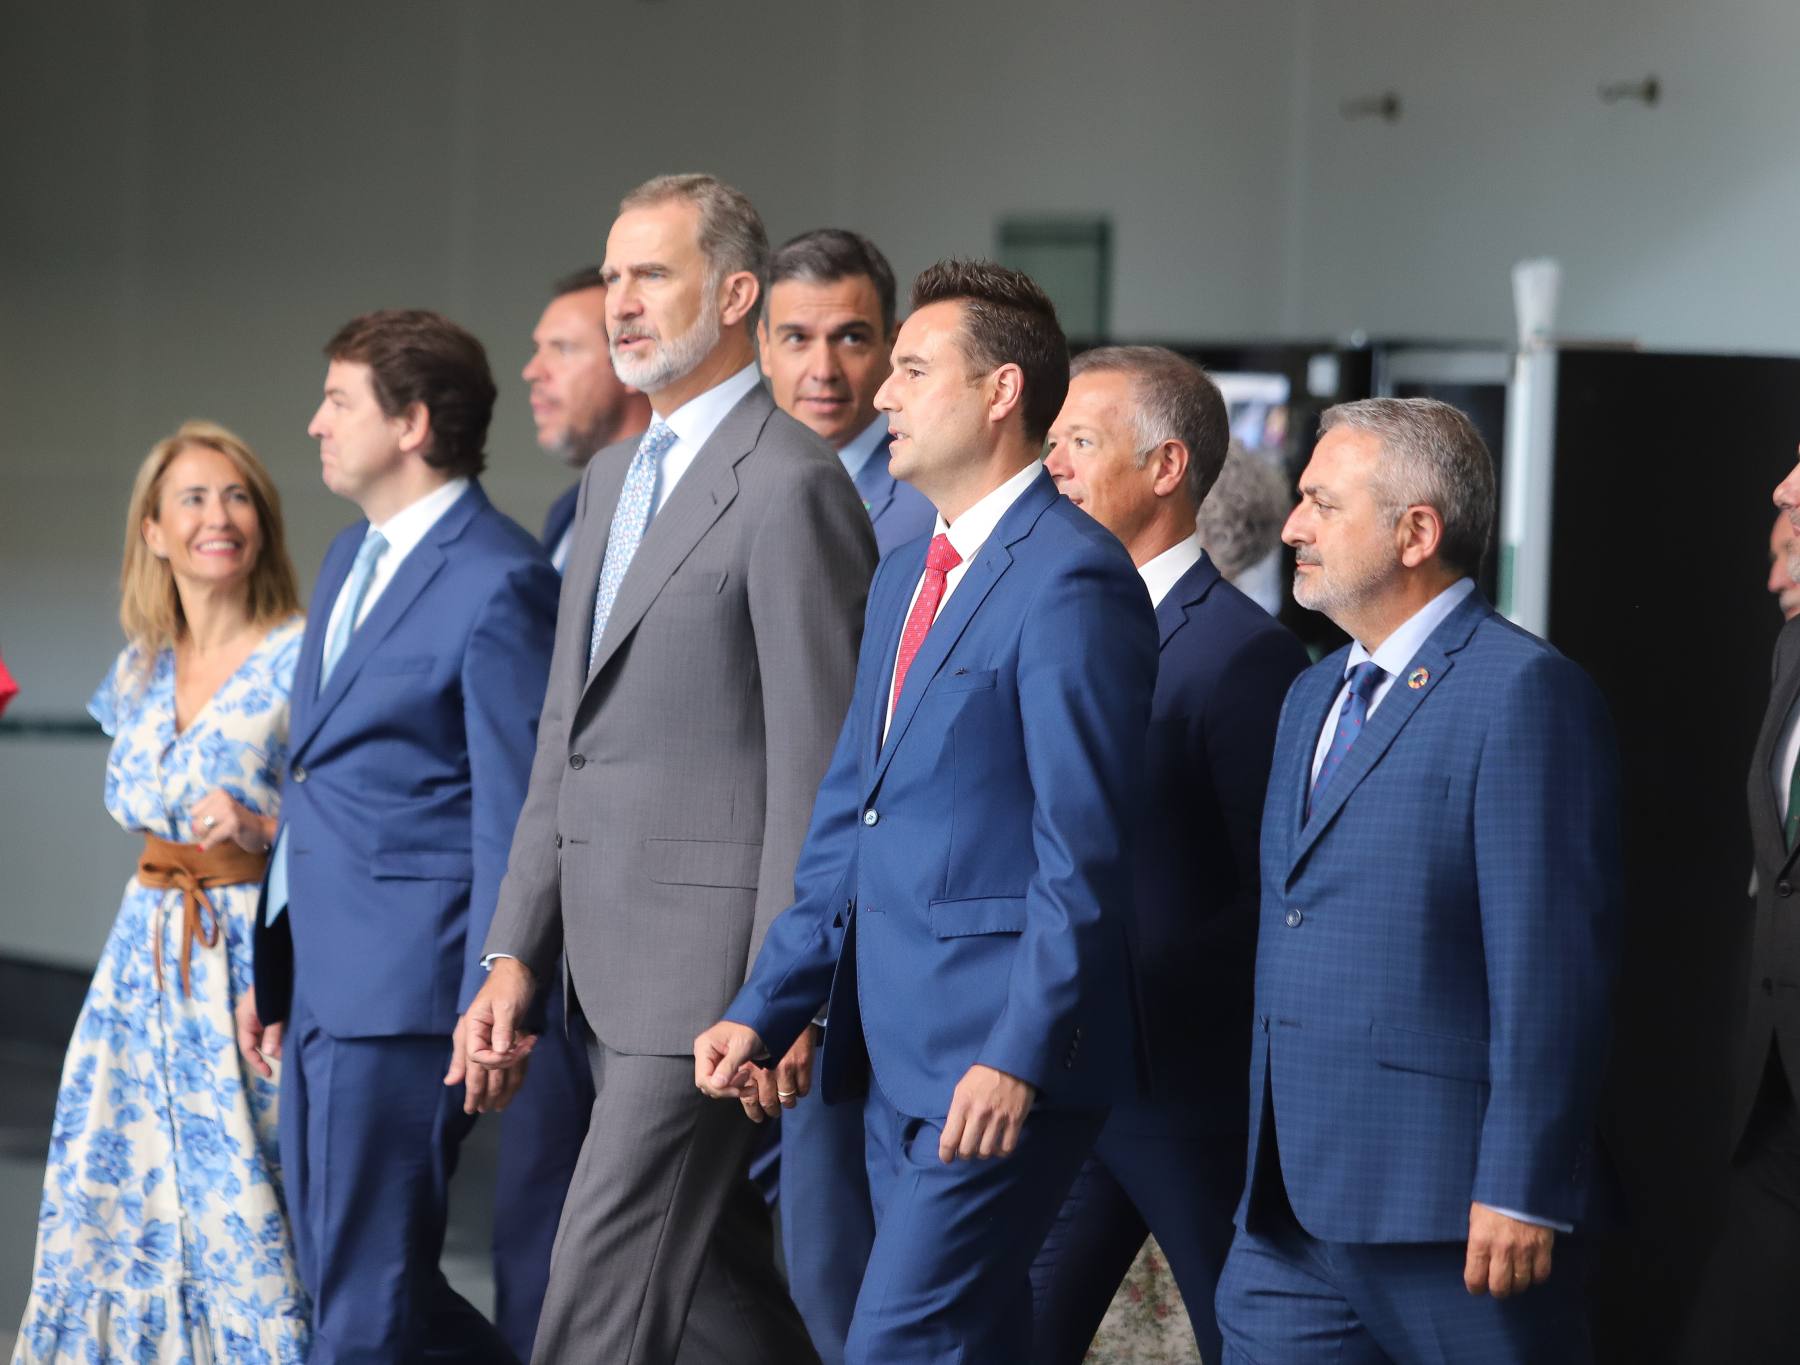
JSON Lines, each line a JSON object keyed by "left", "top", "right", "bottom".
{"left": 589, "top": 421, "right": 677, "bottom": 669}
{"left": 266, "top": 528, "right": 388, "bottom": 925}
{"left": 319, "top": 530, "right": 388, "bottom": 693}
{"left": 1308, "top": 660, "right": 1386, "bottom": 819}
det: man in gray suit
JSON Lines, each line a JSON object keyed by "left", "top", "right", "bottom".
{"left": 462, "top": 174, "right": 876, "bottom": 1364}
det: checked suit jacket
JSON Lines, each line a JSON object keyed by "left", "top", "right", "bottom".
{"left": 1240, "top": 587, "right": 1623, "bottom": 1243}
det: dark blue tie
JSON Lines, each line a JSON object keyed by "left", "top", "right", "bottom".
{"left": 1309, "top": 661, "right": 1386, "bottom": 819}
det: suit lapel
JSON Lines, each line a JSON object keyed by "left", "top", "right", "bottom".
{"left": 855, "top": 436, "right": 898, "bottom": 525}
{"left": 1280, "top": 655, "right": 1346, "bottom": 857}
{"left": 288, "top": 534, "right": 354, "bottom": 741}
{"left": 1285, "top": 593, "right": 1489, "bottom": 878}
{"left": 1753, "top": 624, "right": 1800, "bottom": 869}
{"left": 1156, "top": 551, "right": 1222, "bottom": 648}
{"left": 869, "top": 470, "right": 1055, "bottom": 792}
{"left": 290, "top": 484, "right": 481, "bottom": 760}
{"left": 562, "top": 447, "right": 631, "bottom": 690}
{"left": 583, "top": 389, "right": 765, "bottom": 686}
{"left": 864, "top": 541, "right": 925, "bottom": 777}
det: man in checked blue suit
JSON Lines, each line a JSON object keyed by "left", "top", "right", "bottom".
{"left": 1214, "top": 398, "right": 1623, "bottom": 1364}
{"left": 239, "top": 309, "right": 558, "bottom": 1363}
{"left": 1035, "top": 347, "right": 1308, "bottom": 1363}
{"left": 695, "top": 260, "right": 1159, "bottom": 1364}
{"left": 751, "top": 227, "right": 935, "bottom": 1364}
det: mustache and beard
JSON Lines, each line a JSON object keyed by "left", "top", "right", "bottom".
{"left": 1292, "top": 540, "right": 1395, "bottom": 620}
{"left": 609, "top": 285, "right": 723, "bottom": 395}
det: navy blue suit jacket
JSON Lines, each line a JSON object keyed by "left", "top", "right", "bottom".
{"left": 257, "top": 483, "right": 558, "bottom": 1038}
{"left": 726, "top": 469, "right": 1158, "bottom": 1119}
{"left": 1241, "top": 588, "right": 1622, "bottom": 1242}
{"left": 542, "top": 482, "right": 580, "bottom": 557}
{"left": 851, "top": 433, "right": 935, "bottom": 557}
{"left": 1131, "top": 554, "right": 1306, "bottom": 1124}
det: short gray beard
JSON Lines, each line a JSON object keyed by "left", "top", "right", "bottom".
{"left": 1292, "top": 546, "right": 1393, "bottom": 624}
{"left": 610, "top": 296, "right": 722, "bottom": 395}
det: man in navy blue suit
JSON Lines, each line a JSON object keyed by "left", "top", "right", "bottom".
{"left": 695, "top": 260, "right": 1159, "bottom": 1364}
{"left": 495, "top": 267, "right": 650, "bottom": 1362}
{"left": 760, "top": 229, "right": 934, "bottom": 558}
{"left": 1214, "top": 398, "right": 1622, "bottom": 1364}
{"left": 525, "top": 266, "right": 651, "bottom": 574}
{"left": 239, "top": 309, "right": 558, "bottom": 1363}
{"left": 751, "top": 227, "right": 934, "bottom": 1363}
{"left": 1034, "top": 347, "right": 1307, "bottom": 1362}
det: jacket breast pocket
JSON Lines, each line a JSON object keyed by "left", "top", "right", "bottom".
{"left": 645, "top": 838, "right": 762, "bottom": 889}
{"left": 1370, "top": 1021, "right": 1490, "bottom": 1083}
{"left": 662, "top": 570, "right": 730, "bottom": 597}
{"left": 371, "top": 848, "right": 474, "bottom": 881}
{"left": 932, "top": 668, "right": 998, "bottom": 697}
{"left": 929, "top": 895, "right": 1026, "bottom": 938}
{"left": 363, "top": 654, "right": 436, "bottom": 677}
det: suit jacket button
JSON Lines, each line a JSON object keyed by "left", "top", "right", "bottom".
{"left": 1765, "top": 977, "right": 1776, "bottom": 996}
{"left": 569, "top": 754, "right": 586, "bottom": 770}
{"left": 1259, "top": 1016, "right": 1270, "bottom": 1032}
{"left": 292, "top": 764, "right": 307, "bottom": 783}
{"left": 863, "top": 809, "right": 879, "bottom": 827}
{"left": 554, "top": 834, "right": 563, "bottom": 849}
{"left": 1285, "top": 908, "right": 1303, "bottom": 928}
{"left": 1780, "top": 880, "right": 1793, "bottom": 898}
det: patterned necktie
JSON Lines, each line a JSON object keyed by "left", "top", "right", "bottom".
{"left": 320, "top": 530, "right": 388, "bottom": 693}
{"left": 1785, "top": 751, "right": 1800, "bottom": 850}
{"left": 890, "top": 533, "right": 963, "bottom": 717}
{"left": 268, "top": 528, "right": 388, "bottom": 925}
{"left": 590, "top": 421, "right": 678, "bottom": 669}
{"left": 1308, "top": 660, "right": 1386, "bottom": 818}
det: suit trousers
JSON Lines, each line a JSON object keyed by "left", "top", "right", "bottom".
{"left": 529, "top": 1030, "right": 818, "bottom": 1365}
{"left": 1215, "top": 1132, "right": 1590, "bottom": 1365}
{"left": 847, "top": 1085, "right": 1104, "bottom": 1365}
{"left": 1029, "top": 1108, "right": 1244, "bottom": 1362}
{"left": 492, "top": 976, "right": 594, "bottom": 1362}
{"left": 1685, "top": 1043, "right": 1800, "bottom": 1362}
{"left": 280, "top": 986, "right": 517, "bottom": 1365}
{"left": 781, "top": 1079, "right": 877, "bottom": 1365}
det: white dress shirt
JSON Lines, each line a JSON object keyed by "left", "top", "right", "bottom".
{"left": 1308, "top": 577, "right": 1476, "bottom": 784}
{"left": 1305, "top": 574, "right": 1567, "bottom": 1233}
{"left": 653, "top": 362, "right": 763, "bottom": 515}
{"left": 323, "top": 477, "right": 470, "bottom": 642}
{"left": 883, "top": 458, "right": 1041, "bottom": 736}
{"left": 551, "top": 525, "right": 574, "bottom": 575}
{"left": 1137, "top": 533, "right": 1203, "bottom": 610}
{"left": 837, "top": 415, "right": 890, "bottom": 481}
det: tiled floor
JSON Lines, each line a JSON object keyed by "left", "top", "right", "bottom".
{"left": 0, "top": 1030, "right": 498, "bottom": 1355}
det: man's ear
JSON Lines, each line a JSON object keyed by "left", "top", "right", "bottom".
{"left": 986, "top": 362, "right": 1026, "bottom": 429}
{"left": 396, "top": 401, "right": 433, "bottom": 457}
{"left": 1396, "top": 503, "right": 1445, "bottom": 569}
{"left": 720, "top": 271, "right": 761, "bottom": 329}
{"left": 1149, "top": 440, "right": 1190, "bottom": 499}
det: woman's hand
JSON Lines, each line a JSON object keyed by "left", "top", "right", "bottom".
{"left": 191, "top": 789, "right": 274, "bottom": 854}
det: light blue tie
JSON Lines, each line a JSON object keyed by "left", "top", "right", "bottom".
{"left": 266, "top": 529, "right": 388, "bottom": 926}
{"left": 589, "top": 421, "right": 677, "bottom": 669}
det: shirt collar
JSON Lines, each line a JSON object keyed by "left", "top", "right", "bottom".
{"left": 1137, "top": 532, "right": 1204, "bottom": 609}
{"left": 661, "top": 363, "right": 761, "bottom": 452}
{"left": 837, "top": 414, "right": 890, "bottom": 481}
{"left": 1347, "top": 576, "right": 1477, "bottom": 678}
{"left": 936, "top": 459, "right": 1043, "bottom": 564}
{"left": 369, "top": 477, "right": 470, "bottom": 561}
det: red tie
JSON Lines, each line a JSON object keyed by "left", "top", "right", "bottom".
{"left": 890, "top": 533, "right": 963, "bottom": 715}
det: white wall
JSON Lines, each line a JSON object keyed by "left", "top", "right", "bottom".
{"left": 1282, "top": 0, "right": 1800, "bottom": 351}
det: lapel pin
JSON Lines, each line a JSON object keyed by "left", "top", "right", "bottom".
{"left": 1407, "top": 667, "right": 1430, "bottom": 690}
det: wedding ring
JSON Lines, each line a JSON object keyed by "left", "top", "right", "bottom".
{"left": 777, "top": 1089, "right": 797, "bottom": 1099}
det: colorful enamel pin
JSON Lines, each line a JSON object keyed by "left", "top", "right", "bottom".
{"left": 1407, "top": 667, "right": 1430, "bottom": 690}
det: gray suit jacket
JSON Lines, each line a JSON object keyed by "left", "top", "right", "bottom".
{"left": 486, "top": 382, "right": 876, "bottom": 1056}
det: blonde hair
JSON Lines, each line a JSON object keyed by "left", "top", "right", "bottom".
{"left": 119, "top": 420, "right": 302, "bottom": 661}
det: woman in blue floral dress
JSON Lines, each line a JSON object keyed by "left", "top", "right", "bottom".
{"left": 15, "top": 422, "right": 312, "bottom": 1364}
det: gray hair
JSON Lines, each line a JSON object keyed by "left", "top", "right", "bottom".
{"left": 1319, "top": 397, "right": 1496, "bottom": 576}
{"left": 1197, "top": 442, "right": 1294, "bottom": 581}
{"left": 620, "top": 173, "right": 771, "bottom": 328}
{"left": 1070, "top": 346, "right": 1229, "bottom": 510}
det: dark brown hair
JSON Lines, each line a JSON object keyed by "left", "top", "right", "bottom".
{"left": 909, "top": 260, "right": 1068, "bottom": 443}
{"left": 766, "top": 229, "right": 897, "bottom": 331}
{"left": 550, "top": 265, "right": 604, "bottom": 299}
{"left": 324, "top": 309, "right": 497, "bottom": 478}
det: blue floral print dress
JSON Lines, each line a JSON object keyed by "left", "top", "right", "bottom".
{"left": 14, "top": 619, "right": 311, "bottom": 1364}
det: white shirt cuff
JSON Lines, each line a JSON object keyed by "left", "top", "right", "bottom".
{"left": 1487, "top": 1205, "right": 1573, "bottom": 1233}
{"left": 481, "top": 952, "right": 517, "bottom": 970}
